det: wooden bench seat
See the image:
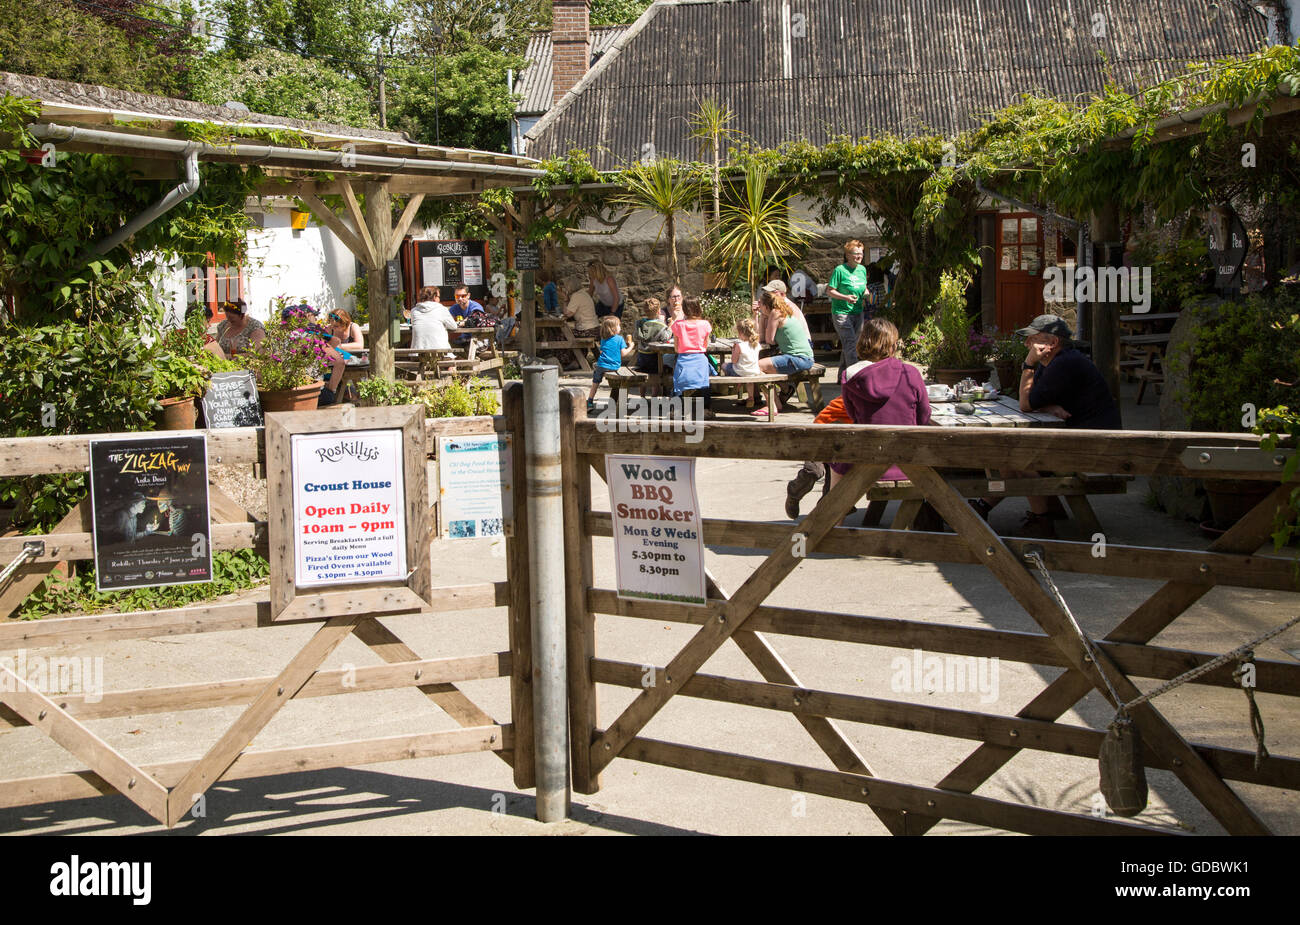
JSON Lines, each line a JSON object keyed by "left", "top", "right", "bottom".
{"left": 855, "top": 473, "right": 1132, "bottom": 531}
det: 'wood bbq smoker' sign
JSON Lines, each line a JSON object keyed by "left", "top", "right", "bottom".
{"left": 267, "top": 405, "right": 433, "bottom": 621}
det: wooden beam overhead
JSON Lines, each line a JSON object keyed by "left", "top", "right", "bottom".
{"left": 297, "top": 192, "right": 372, "bottom": 265}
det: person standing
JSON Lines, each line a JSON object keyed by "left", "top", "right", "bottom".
{"left": 588, "top": 260, "right": 622, "bottom": 318}
{"left": 825, "top": 240, "right": 869, "bottom": 371}
{"left": 670, "top": 297, "right": 713, "bottom": 411}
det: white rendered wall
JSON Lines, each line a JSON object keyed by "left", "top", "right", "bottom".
{"left": 241, "top": 204, "right": 357, "bottom": 322}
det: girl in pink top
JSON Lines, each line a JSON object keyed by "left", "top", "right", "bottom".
{"left": 670, "top": 297, "right": 713, "bottom": 401}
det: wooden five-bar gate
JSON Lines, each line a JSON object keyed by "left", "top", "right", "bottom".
{"left": 563, "top": 392, "right": 1300, "bottom": 835}
{"left": 1, "top": 381, "right": 1298, "bottom": 834}
{"left": 0, "top": 401, "right": 536, "bottom": 827}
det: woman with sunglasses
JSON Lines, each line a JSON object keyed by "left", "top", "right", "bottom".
{"left": 319, "top": 307, "right": 365, "bottom": 405}
{"left": 205, "top": 300, "right": 265, "bottom": 360}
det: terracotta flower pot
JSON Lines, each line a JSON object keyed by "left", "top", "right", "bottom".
{"left": 930, "top": 367, "right": 991, "bottom": 387}
{"left": 157, "top": 396, "right": 197, "bottom": 430}
{"left": 1203, "top": 478, "right": 1277, "bottom": 530}
{"left": 258, "top": 381, "right": 323, "bottom": 413}
{"left": 993, "top": 361, "right": 1017, "bottom": 390}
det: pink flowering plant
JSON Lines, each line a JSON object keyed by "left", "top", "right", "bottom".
{"left": 245, "top": 307, "right": 333, "bottom": 391}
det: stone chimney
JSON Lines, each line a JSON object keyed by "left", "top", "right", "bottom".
{"left": 552, "top": 0, "right": 590, "bottom": 105}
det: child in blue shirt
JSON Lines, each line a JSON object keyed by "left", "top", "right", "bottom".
{"left": 588, "top": 315, "right": 635, "bottom": 410}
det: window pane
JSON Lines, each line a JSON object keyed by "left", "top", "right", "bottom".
{"left": 1022, "top": 250, "right": 1039, "bottom": 272}
{"left": 1001, "top": 247, "right": 1017, "bottom": 270}
{"left": 1022, "top": 218, "right": 1038, "bottom": 243}
{"left": 1001, "top": 218, "right": 1018, "bottom": 244}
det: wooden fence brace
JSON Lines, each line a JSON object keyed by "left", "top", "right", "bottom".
{"left": 504, "top": 382, "right": 536, "bottom": 789}
{"left": 908, "top": 482, "right": 1295, "bottom": 836}
{"left": 523, "top": 366, "right": 570, "bottom": 822}
{"left": 900, "top": 463, "right": 1273, "bottom": 836}
{"left": 560, "top": 393, "right": 600, "bottom": 794}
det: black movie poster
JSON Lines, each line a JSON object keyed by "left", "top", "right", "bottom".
{"left": 88, "top": 435, "right": 213, "bottom": 592}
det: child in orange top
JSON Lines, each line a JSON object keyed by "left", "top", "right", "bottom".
{"left": 784, "top": 397, "right": 852, "bottom": 518}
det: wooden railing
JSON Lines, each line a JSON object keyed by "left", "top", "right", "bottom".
{"left": 562, "top": 398, "right": 1299, "bottom": 835}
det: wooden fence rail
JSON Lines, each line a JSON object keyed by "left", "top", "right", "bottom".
{"left": 563, "top": 397, "right": 1300, "bottom": 835}
{"left": 0, "top": 403, "right": 531, "bottom": 828}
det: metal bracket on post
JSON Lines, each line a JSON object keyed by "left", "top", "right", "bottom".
{"left": 1181, "top": 446, "right": 1293, "bottom": 474}
{"left": 0, "top": 540, "right": 45, "bottom": 592}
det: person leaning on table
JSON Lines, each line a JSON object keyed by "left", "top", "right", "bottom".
{"left": 970, "top": 313, "right": 1120, "bottom": 539}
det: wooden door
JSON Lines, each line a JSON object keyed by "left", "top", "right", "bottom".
{"left": 995, "top": 214, "right": 1043, "bottom": 332}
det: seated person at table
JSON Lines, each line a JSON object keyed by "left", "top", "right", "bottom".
{"left": 449, "top": 286, "right": 482, "bottom": 324}
{"left": 540, "top": 273, "right": 560, "bottom": 316}
{"left": 563, "top": 279, "right": 600, "bottom": 340}
{"left": 634, "top": 298, "right": 669, "bottom": 371}
{"left": 723, "top": 317, "right": 762, "bottom": 406}
{"left": 827, "top": 318, "right": 932, "bottom": 497}
{"left": 971, "top": 314, "right": 1120, "bottom": 538}
{"left": 752, "top": 285, "right": 814, "bottom": 416}
{"left": 588, "top": 315, "right": 636, "bottom": 411}
{"left": 205, "top": 300, "right": 265, "bottom": 360}
{"left": 785, "top": 396, "right": 854, "bottom": 519}
{"left": 409, "top": 286, "right": 458, "bottom": 351}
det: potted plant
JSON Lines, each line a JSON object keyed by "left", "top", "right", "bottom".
{"left": 926, "top": 271, "right": 991, "bottom": 385}
{"left": 149, "top": 353, "right": 210, "bottom": 429}
{"left": 989, "top": 331, "right": 1028, "bottom": 392}
{"left": 244, "top": 312, "right": 333, "bottom": 412}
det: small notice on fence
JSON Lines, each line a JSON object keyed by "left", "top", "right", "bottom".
{"left": 438, "top": 434, "right": 512, "bottom": 539}
{"left": 88, "top": 434, "right": 213, "bottom": 592}
{"left": 290, "top": 429, "right": 408, "bottom": 586}
{"left": 605, "top": 454, "right": 706, "bottom": 606}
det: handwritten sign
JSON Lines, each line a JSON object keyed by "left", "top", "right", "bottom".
{"left": 605, "top": 454, "right": 706, "bottom": 606}
{"left": 290, "top": 430, "right": 407, "bottom": 586}
{"left": 514, "top": 242, "right": 539, "bottom": 271}
{"left": 88, "top": 435, "right": 212, "bottom": 591}
{"left": 201, "top": 370, "right": 263, "bottom": 429}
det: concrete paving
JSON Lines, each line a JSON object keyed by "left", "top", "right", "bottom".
{"left": 1, "top": 375, "right": 1297, "bottom": 836}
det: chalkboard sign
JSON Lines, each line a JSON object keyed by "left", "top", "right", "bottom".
{"left": 387, "top": 259, "right": 401, "bottom": 295}
{"left": 201, "top": 371, "right": 264, "bottom": 429}
{"left": 515, "top": 242, "right": 539, "bottom": 271}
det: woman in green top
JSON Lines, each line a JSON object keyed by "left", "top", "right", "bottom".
{"left": 751, "top": 290, "right": 813, "bottom": 416}
{"left": 826, "top": 239, "right": 869, "bottom": 371}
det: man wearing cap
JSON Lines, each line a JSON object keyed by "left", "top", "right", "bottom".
{"left": 1016, "top": 314, "right": 1120, "bottom": 429}
{"left": 971, "top": 314, "right": 1119, "bottom": 538}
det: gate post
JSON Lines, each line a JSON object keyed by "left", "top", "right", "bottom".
{"left": 523, "top": 365, "right": 570, "bottom": 821}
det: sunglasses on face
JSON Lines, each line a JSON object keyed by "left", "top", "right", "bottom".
{"left": 329, "top": 314, "right": 341, "bottom": 322}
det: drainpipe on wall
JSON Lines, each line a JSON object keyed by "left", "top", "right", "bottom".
{"left": 972, "top": 178, "right": 1089, "bottom": 342}
{"left": 83, "top": 146, "right": 202, "bottom": 262}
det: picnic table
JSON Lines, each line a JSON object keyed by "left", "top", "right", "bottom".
{"left": 535, "top": 317, "right": 594, "bottom": 372}
{"left": 858, "top": 394, "right": 1129, "bottom": 531}
{"left": 1118, "top": 331, "right": 1172, "bottom": 404}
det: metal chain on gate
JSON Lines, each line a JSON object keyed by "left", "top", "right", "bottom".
{"left": 1024, "top": 550, "right": 1300, "bottom": 770}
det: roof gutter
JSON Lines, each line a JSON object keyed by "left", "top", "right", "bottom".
{"left": 29, "top": 122, "right": 544, "bottom": 180}
{"left": 86, "top": 146, "right": 200, "bottom": 259}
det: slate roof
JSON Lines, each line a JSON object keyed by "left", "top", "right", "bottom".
{"left": 524, "top": 0, "right": 1271, "bottom": 169}
{"left": 516, "top": 26, "right": 631, "bottom": 116}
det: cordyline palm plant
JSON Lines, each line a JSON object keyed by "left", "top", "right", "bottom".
{"left": 687, "top": 97, "right": 741, "bottom": 247}
{"left": 708, "top": 162, "right": 816, "bottom": 299}
{"left": 615, "top": 158, "right": 704, "bottom": 285}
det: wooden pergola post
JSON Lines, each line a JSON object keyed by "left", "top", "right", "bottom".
{"left": 366, "top": 181, "right": 395, "bottom": 379}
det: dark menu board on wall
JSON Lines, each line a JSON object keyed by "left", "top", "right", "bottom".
{"left": 201, "top": 371, "right": 263, "bottom": 429}
{"left": 413, "top": 239, "right": 490, "bottom": 302}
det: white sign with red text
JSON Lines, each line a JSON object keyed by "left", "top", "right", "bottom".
{"left": 291, "top": 429, "right": 407, "bottom": 587}
{"left": 605, "top": 454, "right": 706, "bottom": 606}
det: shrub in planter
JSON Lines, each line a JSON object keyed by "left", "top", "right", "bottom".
{"left": 0, "top": 318, "right": 160, "bottom": 533}
{"left": 356, "top": 377, "right": 416, "bottom": 407}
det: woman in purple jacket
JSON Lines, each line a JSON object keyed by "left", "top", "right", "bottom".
{"left": 828, "top": 318, "right": 931, "bottom": 490}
